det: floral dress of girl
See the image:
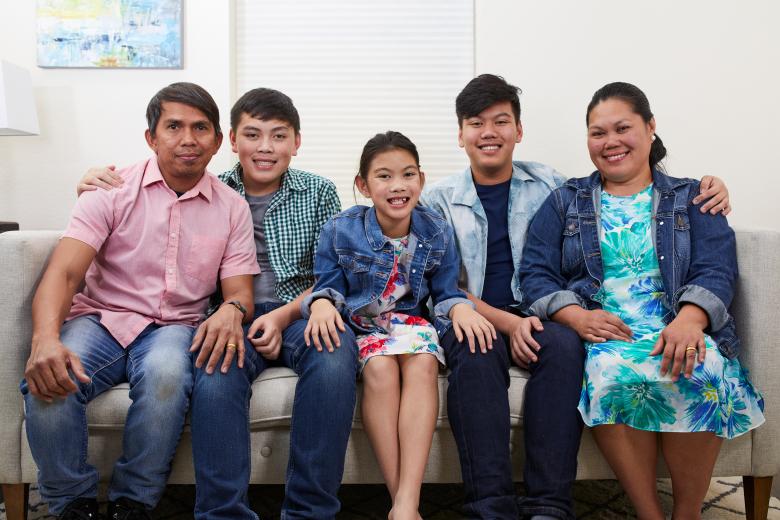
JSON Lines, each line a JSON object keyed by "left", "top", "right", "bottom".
{"left": 578, "top": 185, "right": 765, "bottom": 438}
{"left": 352, "top": 235, "right": 445, "bottom": 370}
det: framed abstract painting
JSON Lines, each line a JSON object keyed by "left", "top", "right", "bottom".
{"left": 37, "top": 0, "right": 182, "bottom": 69}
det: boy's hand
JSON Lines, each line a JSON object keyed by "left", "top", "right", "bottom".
{"left": 190, "top": 304, "right": 245, "bottom": 374}
{"left": 450, "top": 303, "right": 496, "bottom": 354}
{"left": 694, "top": 175, "right": 731, "bottom": 215}
{"left": 508, "top": 315, "right": 544, "bottom": 367}
{"left": 77, "top": 165, "right": 123, "bottom": 196}
{"left": 304, "top": 298, "right": 345, "bottom": 352}
{"left": 248, "top": 311, "right": 284, "bottom": 360}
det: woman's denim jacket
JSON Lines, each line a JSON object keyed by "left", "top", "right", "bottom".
{"left": 302, "top": 205, "right": 473, "bottom": 337}
{"left": 519, "top": 170, "right": 740, "bottom": 358}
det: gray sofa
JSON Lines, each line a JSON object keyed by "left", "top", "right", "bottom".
{"left": 1, "top": 230, "right": 778, "bottom": 519}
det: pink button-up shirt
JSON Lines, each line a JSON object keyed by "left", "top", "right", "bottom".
{"left": 64, "top": 157, "right": 260, "bottom": 347}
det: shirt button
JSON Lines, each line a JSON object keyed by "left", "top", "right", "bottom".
{"left": 418, "top": 244, "right": 422, "bottom": 248}
{"left": 168, "top": 268, "right": 174, "bottom": 274}
{"left": 659, "top": 256, "right": 665, "bottom": 260}
{"left": 659, "top": 221, "right": 664, "bottom": 226}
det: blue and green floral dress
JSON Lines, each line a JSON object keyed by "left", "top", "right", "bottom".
{"left": 578, "top": 185, "right": 765, "bottom": 438}
{"left": 352, "top": 236, "right": 445, "bottom": 371}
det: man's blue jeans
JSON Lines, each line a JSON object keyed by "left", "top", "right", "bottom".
{"left": 190, "top": 302, "right": 359, "bottom": 520}
{"left": 20, "top": 314, "right": 195, "bottom": 515}
{"left": 442, "top": 320, "right": 584, "bottom": 520}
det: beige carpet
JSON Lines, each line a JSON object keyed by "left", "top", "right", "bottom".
{"left": 5, "top": 478, "right": 780, "bottom": 519}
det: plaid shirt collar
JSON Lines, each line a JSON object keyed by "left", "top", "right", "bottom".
{"left": 221, "top": 162, "right": 307, "bottom": 196}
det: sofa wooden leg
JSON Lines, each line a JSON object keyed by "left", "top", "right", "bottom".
{"left": 2, "top": 483, "right": 29, "bottom": 520}
{"left": 744, "top": 475, "right": 772, "bottom": 520}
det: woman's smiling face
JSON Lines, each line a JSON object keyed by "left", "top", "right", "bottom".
{"left": 587, "top": 97, "right": 655, "bottom": 186}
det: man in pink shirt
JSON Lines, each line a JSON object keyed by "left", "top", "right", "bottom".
{"left": 21, "top": 82, "right": 260, "bottom": 520}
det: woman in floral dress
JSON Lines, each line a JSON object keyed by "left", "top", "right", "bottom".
{"left": 520, "top": 82, "right": 764, "bottom": 519}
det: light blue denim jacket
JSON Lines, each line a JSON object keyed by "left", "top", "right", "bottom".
{"left": 420, "top": 161, "right": 566, "bottom": 306}
{"left": 302, "top": 205, "right": 473, "bottom": 337}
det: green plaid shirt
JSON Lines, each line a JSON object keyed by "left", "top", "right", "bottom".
{"left": 219, "top": 162, "right": 341, "bottom": 303}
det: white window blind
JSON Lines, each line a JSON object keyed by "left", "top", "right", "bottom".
{"left": 235, "top": 0, "right": 474, "bottom": 207}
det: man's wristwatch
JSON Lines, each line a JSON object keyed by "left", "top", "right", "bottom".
{"left": 223, "top": 300, "right": 247, "bottom": 318}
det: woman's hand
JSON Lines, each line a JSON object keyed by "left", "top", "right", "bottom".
{"left": 650, "top": 305, "right": 708, "bottom": 381}
{"left": 303, "top": 298, "right": 345, "bottom": 352}
{"left": 450, "top": 303, "right": 497, "bottom": 354}
{"left": 76, "top": 165, "right": 123, "bottom": 196}
{"left": 554, "top": 306, "right": 632, "bottom": 343}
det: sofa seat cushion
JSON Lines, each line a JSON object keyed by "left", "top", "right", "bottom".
{"left": 81, "top": 366, "right": 532, "bottom": 430}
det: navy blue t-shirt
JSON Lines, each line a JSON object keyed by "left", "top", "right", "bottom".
{"left": 475, "top": 180, "right": 515, "bottom": 308}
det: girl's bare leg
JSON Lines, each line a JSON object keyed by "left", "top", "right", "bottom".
{"left": 661, "top": 431, "right": 722, "bottom": 520}
{"left": 592, "top": 424, "right": 665, "bottom": 520}
{"left": 362, "top": 356, "right": 402, "bottom": 498}
{"left": 391, "top": 354, "right": 439, "bottom": 520}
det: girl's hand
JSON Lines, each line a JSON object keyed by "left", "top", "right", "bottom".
{"left": 508, "top": 315, "right": 544, "bottom": 367}
{"left": 564, "top": 307, "right": 633, "bottom": 343}
{"left": 304, "top": 298, "right": 346, "bottom": 352}
{"left": 450, "top": 303, "right": 497, "bottom": 354}
{"left": 650, "top": 305, "right": 708, "bottom": 381}
{"left": 77, "top": 165, "right": 123, "bottom": 196}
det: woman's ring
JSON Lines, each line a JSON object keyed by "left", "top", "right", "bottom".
{"left": 685, "top": 346, "right": 697, "bottom": 354}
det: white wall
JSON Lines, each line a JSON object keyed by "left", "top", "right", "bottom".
{"left": 0, "top": 0, "right": 234, "bottom": 230}
{"left": 475, "top": 0, "right": 780, "bottom": 231}
{"left": 2, "top": 1, "right": 779, "bottom": 231}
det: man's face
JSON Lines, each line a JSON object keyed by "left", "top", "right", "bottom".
{"left": 145, "top": 101, "right": 222, "bottom": 187}
{"left": 458, "top": 101, "right": 522, "bottom": 179}
{"left": 229, "top": 114, "right": 301, "bottom": 196}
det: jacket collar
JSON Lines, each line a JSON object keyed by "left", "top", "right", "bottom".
{"left": 451, "top": 161, "right": 534, "bottom": 207}
{"left": 365, "top": 206, "right": 444, "bottom": 250}
{"left": 567, "top": 168, "right": 691, "bottom": 195}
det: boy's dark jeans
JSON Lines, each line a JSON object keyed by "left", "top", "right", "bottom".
{"left": 441, "top": 319, "right": 584, "bottom": 520}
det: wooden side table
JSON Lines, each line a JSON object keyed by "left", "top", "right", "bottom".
{"left": 0, "top": 222, "right": 19, "bottom": 233}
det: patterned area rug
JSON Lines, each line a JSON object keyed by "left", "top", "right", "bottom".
{"left": 4, "top": 478, "right": 779, "bottom": 519}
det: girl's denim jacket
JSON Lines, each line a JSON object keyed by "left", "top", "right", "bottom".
{"left": 519, "top": 170, "right": 740, "bottom": 358}
{"left": 302, "top": 205, "right": 473, "bottom": 337}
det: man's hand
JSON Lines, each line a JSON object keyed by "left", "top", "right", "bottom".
{"left": 450, "top": 303, "right": 497, "bottom": 354}
{"left": 247, "top": 310, "right": 285, "bottom": 360}
{"left": 693, "top": 175, "right": 731, "bottom": 215}
{"left": 25, "top": 336, "right": 90, "bottom": 402}
{"left": 77, "top": 165, "right": 123, "bottom": 196}
{"left": 303, "top": 298, "right": 345, "bottom": 352}
{"left": 508, "top": 315, "right": 544, "bottom": 368}
{"left": 190, "top": 303, "right": 245, "bottom": 374}
{"left": 650, "top": 305, "right": 708, "bottom": 381}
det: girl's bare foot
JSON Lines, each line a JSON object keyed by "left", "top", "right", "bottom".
{"left": 388, "top": 504, "right": 420, "bottom": 520}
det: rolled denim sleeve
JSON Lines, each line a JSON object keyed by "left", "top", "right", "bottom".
{"left": 672, "top": 187, "right": 738, "bottom": 333}
{"left": 519, "top": 190, "right": 579, "bottom": 318}
{"left": 428, "top": 225, "right": 474, "bottom": 323}
{"left": 300, "top": 218, "right": 349, "bottom": 319}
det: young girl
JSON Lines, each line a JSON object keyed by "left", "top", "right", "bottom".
{"left": 302, "top": 131, "right": 495, "bottom": 520}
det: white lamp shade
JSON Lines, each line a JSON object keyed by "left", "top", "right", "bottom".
{"left": 0, "top": 60, "right": 39, "bottom": 136}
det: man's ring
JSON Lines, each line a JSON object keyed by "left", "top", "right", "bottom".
{"left": 685, "top": 346, "right": 697, "bottom": 354}
{"left": 226, "top": 343, "right": 237, "bottom": 351}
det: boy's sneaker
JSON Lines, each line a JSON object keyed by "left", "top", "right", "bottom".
{"left": 107, "top": 498, "right": 152, "bottom": 520}
{"left": 59, "top": 497, "right": 104, "bottom": 520}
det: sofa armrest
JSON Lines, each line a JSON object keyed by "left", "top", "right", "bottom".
{"left": 0, "top": 231, "right": 61, "bottom": 482}
{"left": 733, "top": 229, "right": 780, "bottom": 477}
